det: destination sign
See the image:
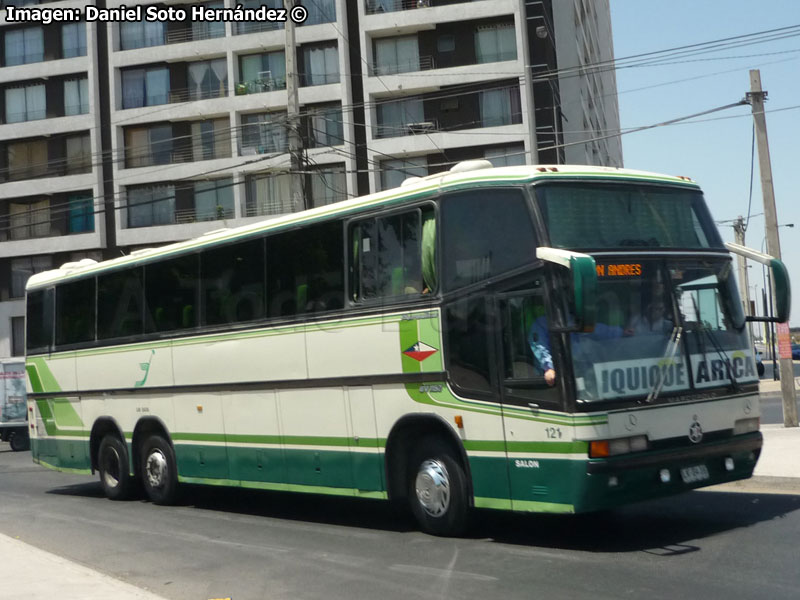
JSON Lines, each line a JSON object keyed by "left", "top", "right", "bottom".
{"left": 596, "top": 263, "right": 642, "bottom": 278}
{"left": 593, "top": 350, "right": 758, "bottom": 399}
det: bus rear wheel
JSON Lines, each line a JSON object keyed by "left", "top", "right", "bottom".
{"left": 407, "top": 438, "right": 469, "bottom": 536}
{"left": 98, "top": 434, "right": 134, "bottom": 500}
{"left": 140, "top": 434, "right": 179, "bottom": 505}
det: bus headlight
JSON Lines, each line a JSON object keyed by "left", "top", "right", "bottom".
{"left": 733, "top": 417, "right": 759, "bottom": 435}
{"left": 589, "top": 435, "right": 649, "bottom": 458}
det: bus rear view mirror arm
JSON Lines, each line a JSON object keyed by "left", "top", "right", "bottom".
{"left": 536, "top": 247, "right": 598, "bottom": 332}
{"left": 725, "top": 242, "right": 791, "bottom": 323}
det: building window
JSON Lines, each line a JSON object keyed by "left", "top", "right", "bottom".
{"left": 121, "top": 67, "right": 169, "bottom": 109}
{"left": 63, "top": 78, "right": 90, "bottom": 116}
{"left": 11, "top": 317, "right": 25, "bottom": 357}
{"left": 305, "top": 103, "right": 344, "bottom": 148}
{"left": 236, "top": 0, "right": 283, "bottom": 35}
{"left": 68, "top": 194, "right": 94, "bottom": 233}
{"left": 374, "top": 36, "right": 420, "bottom": 75}
{"left": 301, "top": 0, "right": 335, "bottom": 25}
{"left": 238, "top": 51, "right": 286, "bottom": 94}
{"left": 62, "top": 23, "right": 87, "bottom": 58}
{"left": 7, "top": 139, "right": 48, "bottom": 180}
{"left": 191, "top": 118, "right": 231, "bottom": 161}
{"left": 127, "top": 184, "right": 176, "bottom": 227}
{"left": 376, "top": 97, "right": 424, "bottom": 138}
{"left": 301, "top": 43, "right": 339, "bottom": 86}
{"left": 479, "top": 86, "right": 522, "bottom": 127}
{"left": 191, "top": 2, "right": 226, "bottom": 40}
{"left": 245, "top": 172, "right": 292, "bottom": 216}
{"left": 308, "top": 164, "right": 347, "bottom": 208}
{"left": 125, "top": 124, "right": 172, "bottom": 167}
{"left": 475, "top": 23, "right": 517, "bottom": 63}
{"left": 11, "top": 256, "right": 51, "bottom": 298}
{"left": 484, "top": 144, "right": 526, "bottom": 167}
{"left": 120, "top": 20, "right": 165, "bottom": 50}
{"left": 380, "top": 158, "right": 428, "bottom": 191}
{"left": 4, "top": 27, "right": 44, "bottom": 66}
{"left": 4, "top": 83, "right": 45, "bottom": 123}
{"left": 241, "top": 112, "right": 288, "bottom": 155}
{"left": 437, "top": 35, "right": 455, "bottom": 53}
{"left": 187, "top": 59, "right": 228, "bottom": 100}
{"left": 9, "top": 199, "right": 50, "bottom": 241}
{"left": 194, "top": 179, "right": 234, "bottom": 221}
{"left": 66, "top": 134, "right": 92, "bottom": 174}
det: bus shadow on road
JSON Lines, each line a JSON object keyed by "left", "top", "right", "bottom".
{"left": 473, "top": 489, "right": 800, "bottom": 553}
{"left": 46, "top": 482, "right": 800, "bottom": 549}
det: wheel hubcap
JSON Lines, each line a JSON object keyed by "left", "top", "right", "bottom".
{"left": 415, "top": 459, "right": 450, "bottom": 517}
{"left": 145, "top": 449, "right": 168, "bottom": 489}
{"left": 101, "top": 447, "right": 121, "bottom": 488}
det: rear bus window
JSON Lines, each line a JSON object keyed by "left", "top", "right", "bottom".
{"left": 26, "top": 288, "right": 54, "bottom": 353}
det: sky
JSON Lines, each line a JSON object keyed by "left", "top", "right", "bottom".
{"left": 609, "top": 0, "right": 800, "bottom": 327}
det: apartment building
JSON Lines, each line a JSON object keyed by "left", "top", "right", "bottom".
{"left": 0, "top": 0, "right": 622, "bottom": 359}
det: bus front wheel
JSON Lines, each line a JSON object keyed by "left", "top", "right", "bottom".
{"left": 140, "top": 434, "right": 179, "bottom": 505}
{"left": 98, "top": 434, "right": 134, "bottom": 500}
{"left": 407, "top": 438, "right": 469, "bottom": 536}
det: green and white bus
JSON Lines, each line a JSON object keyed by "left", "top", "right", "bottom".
{"left": 25, "top": 161, "right": 790, "bottom": 535}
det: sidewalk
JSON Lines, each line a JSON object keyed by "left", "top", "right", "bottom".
{"left": 0, "top": 534, "right": 168, "bottom": 600}
{"left": 756, "top": 377, "right": 800, "bottom": 478}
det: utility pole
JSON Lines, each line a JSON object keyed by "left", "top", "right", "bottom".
{"left": 747, "top": 69, "right": 798, "bottom": 427}
{"left": 284, "top": 0, "right": 305, "bottom": 212}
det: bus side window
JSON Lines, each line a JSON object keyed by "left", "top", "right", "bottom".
{"left": 144, "top": 254, "right": 199, "bottom": 333}
{"left": 98, "top": 268, "right": 145, "bottom": 340}
{"left": 55, "top": 277, "right": 96, "bottom": 347}
{"left": 26, "top": 288, "right": 54, "bottom": 353}
{"left": 351, "top": 207, "right": 433, "bottom": 301}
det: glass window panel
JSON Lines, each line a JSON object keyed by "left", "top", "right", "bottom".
{"left": 4, "top": 30, "right": 25, "bottom": 66}
{"left": 68, "top": 194, "right": 94, "bottom": 233}
{"left": 62, "top": 23, "right": 86, "bottom": 58}
{"left": 145, "top": 68, "right": 169, "bottom": 105}
{"left": 441, "top": 188, "right": 537, "bottom": 291}
{"left": 194, "top": 178, "right": 233, "bottom": 220}
{"left": 5, "top": 87, "right": 25, "bottom": 123}
{"left": 380, "top": 158, "right": 427, "bottom": 191}
{"left": 266, "top": 221, "right": 344, "bottom": 317}
{"left": 301, "top": 0, "right": 335, "bottom": 25}
{"left": 202, "top": 238, "right": 265, "bottom": 325}
{"left": 309, "top": 166, "right": 346, "bottom": 208}
{"left": 64, "top": 78, "right": 89, "bottom": 116}
{"left": 122, "top": 69, "right": 145, "bottom": 109}
{"left": 302, "top": 43, "right": 339, "bottom": 86}
{"left": 445, "top": 296, "right": 492, "bottom": 393}
{"left": 98, "top": 268, "right": 144, "bottom": 339}
{"left": 246, "top": 172, "right": 291, "bottom": 216}
{"left": 376, "top": 98, "right": 423, "bottom": 138}
{"left": 535, "top": 184, "right": 724, "bottom": 250}
{"left": 56, "top": 277, "right": 96, "bottom": 346}
{"left": 145, "top": 254, "right": 199, "bottom": 332}
{"left": 354, "top": 210, "right": 422, "bottom": 300}
{"left": 128, "top": 185, "right": 175, "bottom": 228}
{"left": 26, "top": 288, "right": 54, "bottom": 353}
{"left": 66, "top": 135, "right": 92, "bottom": 174}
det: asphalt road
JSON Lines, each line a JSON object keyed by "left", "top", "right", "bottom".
{"left": 2, "top": 444, "right": 800, "bottom": 600}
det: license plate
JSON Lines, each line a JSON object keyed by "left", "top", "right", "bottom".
{"left": 680, "top": 465, "right": 710, "bottom": 484}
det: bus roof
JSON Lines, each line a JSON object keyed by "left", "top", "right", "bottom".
{"left": 26, "top": 163, "right": 698, "bottom": 291}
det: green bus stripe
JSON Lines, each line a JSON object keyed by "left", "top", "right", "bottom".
{"left": 177, "top": 475, "right": 389, "bottom": 499}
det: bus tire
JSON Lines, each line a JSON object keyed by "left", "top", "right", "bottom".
{"left": 140, "top": 434, "right": 179, "bottom": 505}
{"left": 407, "top": 438, "right": 469, "bottom": 536}
{"left": 98, "top": 434, "right": 134, "bottom": 500}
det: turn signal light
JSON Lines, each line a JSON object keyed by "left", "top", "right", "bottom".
{"left": 589, "top": 435, "right": 649, "bottom": 458}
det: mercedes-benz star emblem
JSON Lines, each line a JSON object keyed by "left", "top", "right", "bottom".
{"left": 688, "top": 418, "right": 703, "bottom": 444}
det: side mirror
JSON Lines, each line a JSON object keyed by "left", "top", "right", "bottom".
{"left": 536, "top": 247, "right": 597, "bottom": 332}
{"left": 725, "top": 242, "right": 792, "bottom": 324}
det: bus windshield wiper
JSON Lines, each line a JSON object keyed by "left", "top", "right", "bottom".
{"left": 689, "top": 296, "right": 739, "bottom": 391}
{"left": 644, "top": 325, "right": 683, "bottom": 404}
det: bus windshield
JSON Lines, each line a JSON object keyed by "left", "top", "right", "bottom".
{"left": 572, "top": 258, "right": 757, "bottom": 403}
{"left": 535, "top": 182, "right": 724, "bottom": 250}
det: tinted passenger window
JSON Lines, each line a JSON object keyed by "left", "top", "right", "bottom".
{"left": 26, "top": 288, "right": 54, "bottom": 353}
{"left": 441, "top": 188, "right": 536, "bottom": 291}
{"left": 56, "top": 278, "right": 96, "bottom": 346}
{"left": 445, "top": 295, "right": 492, "bottom": 394}
{"left": 350, "top": 208, "right": 436, "bottom": 301}
{"left": 266, "top": 222, "right": 344, "bottom": 317}
{"left": 97, "top": 268, "right": 144, "bottom": 340}
{"left": 202, "top": 238, "right": 266, "bottom": 326}
{"left": 145, "top": 255, "right": 199, "bottom": 333}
